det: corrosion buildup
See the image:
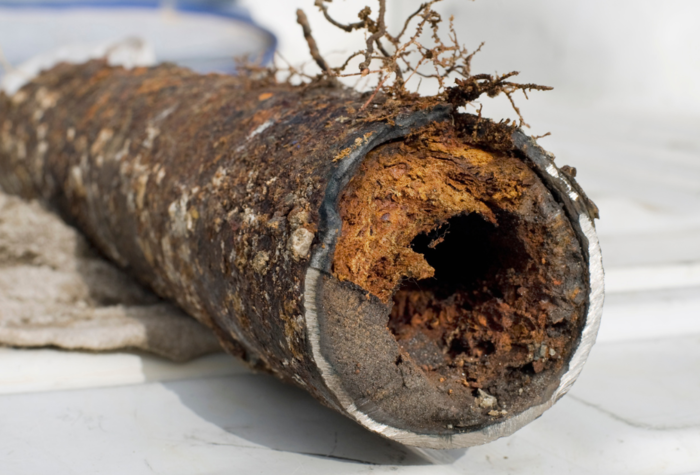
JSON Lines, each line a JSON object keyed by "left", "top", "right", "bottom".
{"left": 0, "top": 60, "right": 604, "bottom": 449}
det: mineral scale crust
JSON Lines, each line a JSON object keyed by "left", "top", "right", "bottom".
{"left": 0, "top": 61, "right": 604, "bottom": 449}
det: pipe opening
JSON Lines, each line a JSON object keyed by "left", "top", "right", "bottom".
{"left": 389, "top": 210, "right": 543, "bottom": 392}
{"left": 332, "top": 123, "right": 587, "bottom": 428}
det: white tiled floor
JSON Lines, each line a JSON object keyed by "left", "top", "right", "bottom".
{"left": 1, "top": 108, "right": 699, "bottom": 474}
{"left": 1, "top": 335, "right": 699, "bottom": 474}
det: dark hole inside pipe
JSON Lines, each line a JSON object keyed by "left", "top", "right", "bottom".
{"left": 388, "top": 211, "right": 534, "bottom": 380}
{"left": 411, "top": 213, "right": 499, "bottom": 296}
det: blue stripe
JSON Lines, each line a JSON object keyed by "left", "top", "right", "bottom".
{"left": 0, "top": 1, "right": 277, "bottom": 67}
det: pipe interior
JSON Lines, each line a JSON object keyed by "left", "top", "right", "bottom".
{"left": 389, "top": 210, "right": 548, "bottom": 393}
{"left": 332, "top": 123, "right": 587, "bottom": 427}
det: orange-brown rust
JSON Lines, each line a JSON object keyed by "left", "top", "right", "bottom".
{"left": 333, "top": 122, "right": 585, "bottom": 402}
{"left": 333, "top": 123, "right": 531, "bottom": 302}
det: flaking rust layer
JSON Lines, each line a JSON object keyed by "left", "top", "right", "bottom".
{"left": 329, "top": 122, "right": 587, "bottom": 432}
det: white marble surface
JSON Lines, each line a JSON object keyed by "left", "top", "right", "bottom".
{"left": 1, "top": 332, "right": 699, "bottom": 474}
{"left": 1, "top": 113, "right": 698, "bottom": 472}
{"left": 0, "top": 349, "right": 244, "bottom": 396}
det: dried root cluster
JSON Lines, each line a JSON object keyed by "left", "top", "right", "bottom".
{"left": 244, "top": 0, "right": 552, "bottom": 127}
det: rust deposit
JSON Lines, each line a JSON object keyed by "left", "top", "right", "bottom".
{"left": 333, "top": 122, "right": 586, "bottom": 424}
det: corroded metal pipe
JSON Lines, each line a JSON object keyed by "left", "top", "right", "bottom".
{"left": 0, "top": 61, "right": 603, "bottom": 449}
